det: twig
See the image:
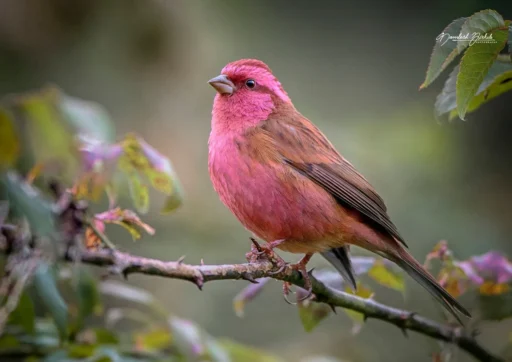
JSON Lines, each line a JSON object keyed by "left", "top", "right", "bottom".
{"left": 54, "top": 247, "right": 500, "bottom": 362}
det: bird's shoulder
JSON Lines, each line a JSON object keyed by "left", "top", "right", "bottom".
{"left": 241, "top": 109, "right": 404, "bottom": 241}
{"left": 242, "top": 107, "right": 342, "bottom": 164}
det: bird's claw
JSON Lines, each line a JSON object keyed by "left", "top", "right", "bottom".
{"left": 268, "top": 262, "right": 288, "bottom": 275}
{"left": 282, "top": 254, "right": 314, "bottom": 304}
{"left": 246, "top": 238, "right": 287, "bottom": 274}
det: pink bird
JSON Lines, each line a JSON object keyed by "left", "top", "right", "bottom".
{"left": 207, "top": 59, "right": 470, "bottom": 321}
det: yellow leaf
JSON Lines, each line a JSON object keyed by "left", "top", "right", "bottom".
{"left": 127, "top": 173, "right": 150, "bottom": 214}
{"left": 479, "top": 281, "right": 510, "bottom": 296}
{"left": 368, "top": 259, "right": 405, "bottom": 292}
{"left": 0, "top": 109, "right": 20, "bottom": 168}
{"left": 26, "top": 163, "right": 44, "bottom": 184}
{"left": 134, "top": 328, "right": 171, "bottom": 352}
{"left": 117, "top": 133, "right": 183, "bottom": 214}
{"left": 343, "top": 283, "right": 374, "bottom": 323}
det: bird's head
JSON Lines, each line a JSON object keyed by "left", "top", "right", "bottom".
{"left": 209, "top": 59, "right": 292, "bottom": 133}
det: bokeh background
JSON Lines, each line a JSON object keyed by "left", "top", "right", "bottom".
{"left": 1, "top": 1, "right": 511, "bottom": 361}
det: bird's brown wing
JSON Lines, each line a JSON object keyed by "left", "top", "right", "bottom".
{"left": 245, "top": 114, "right": 407, "bottom": 247}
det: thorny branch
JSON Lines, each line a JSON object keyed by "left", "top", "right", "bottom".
{"left": 0, "top": 239, "right": 502, "bottom": 362}
{"left": 0, "top": 180, "right": 504, "bottom": 362}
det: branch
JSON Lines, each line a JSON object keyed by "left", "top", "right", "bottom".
{"left": 67, "top": 247, "right": 501, "bottom": 362}
{"left": 0, "top": 182, "right": 503, "bottom": 362}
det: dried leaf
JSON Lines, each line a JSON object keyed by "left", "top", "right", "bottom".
{"left": 84, "top": 220, "right": 105, "bottom": 250}
{"left": 95, "top": 207, "right": 154, "bottom": 240}
{"left": 233, "top": 278, "right": 270, "bottom": 318}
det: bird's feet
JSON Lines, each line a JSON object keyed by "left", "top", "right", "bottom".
{"left": 246, "top": 238, "right": 288, "bottom": 274}
{"left": 283, "top": 253, "right": 313, "bottom": 304}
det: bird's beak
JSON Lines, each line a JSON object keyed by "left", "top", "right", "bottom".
{"left": 208, "top": 75, "right": 235, "bottom": 95}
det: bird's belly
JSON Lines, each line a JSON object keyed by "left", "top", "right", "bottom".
{"left": 209, "top": 142, "right": 347, "bottom": 253}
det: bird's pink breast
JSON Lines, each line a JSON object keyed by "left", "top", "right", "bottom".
{"left": 208, "top": 132, "right": 349, "bottom": 253}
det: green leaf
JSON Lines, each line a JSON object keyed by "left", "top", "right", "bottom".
{"left": 0, "top": 334, "right": 21, "bottom": 350}
{"left": 42, "top": 351, "right": 71, "bottom": 362}
{"left": 457, "top": 10, "right": 505, "bottom": 51}
{"left": 10, "top": 87, "right": 80, "bottom": 181}
{"left": 218, "top": 339, "right": 284, "bottom": 362}
{"left": 8, "top": 291, "right": 35, "bottom": 334}
{"left": 298, "top": 297, "right": 332, "bottom": 332}
{"left": 59, "top": 94, "right": 116, "bottom": 143}
{"left": 420, "top": 17, "right": 466, "bottom": 89}
{"left": 73, "top": 265, "right": 101, "bottom": 329}
{"left": 19, "top": 320, "right": 60, "bottom": 348}
{"left": 93, "top": 328, "right": 119, "bottom": 345}
{"left": 436, "top": 61, "right": 512, "bottom": 119}
{"left": 456, "top": 16, "right": 509, "bottom": 119}
{"left": 0, "top": 108, "right": 20, "bottom": 169}
{"left": 33, "top": 262, "right": 69, "bottom": 340}
{"left": 0, "top": 171, "right": 55, "bottom": 237}
{"left": 68, "top": 344, "right": 97, "bottom": 359}
{"left": 99, "top": 280, "right": 167, "bottom": 318}
{"left": 0, "top": 200, "right": 8, "bottom": 226}
{"left": 367, "top": 259, "right": 405, "bottom": 292}
{"left": 88, "top": 346, "right": 123, "bottom": 362}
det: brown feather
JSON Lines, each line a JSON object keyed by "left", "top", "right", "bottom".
{"left": 243, "top": 105, "right": 407, "bottom": 247}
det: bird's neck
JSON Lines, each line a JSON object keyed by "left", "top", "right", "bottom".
{"left": 211, "top": 93, "right": 279, "bottom": 135}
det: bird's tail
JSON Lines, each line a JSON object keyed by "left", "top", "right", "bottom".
{"left": 390, "top": 247, "right": 471, "bottom": 323}
{"left": 321, "top": 246, "right": 357, "bottom": 291}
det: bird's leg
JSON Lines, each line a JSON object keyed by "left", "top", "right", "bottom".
{"left": 283, "top": 253, "right": 314, "bottom": 303}
{"left": 246, "top": 238, "right": 287, "bottom": 273}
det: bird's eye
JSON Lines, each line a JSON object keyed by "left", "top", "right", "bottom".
{"left": 245, "top": 79, "right": 256, "bottom": 89}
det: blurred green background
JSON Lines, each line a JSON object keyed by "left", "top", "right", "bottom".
{"left": 1, "top": 1, "right": 511, "bottom": 361}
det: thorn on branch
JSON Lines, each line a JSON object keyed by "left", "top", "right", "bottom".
{"left": 194, "top": 273, "right": 204, "bottom": 290}
{"left": 328, "top": 303, "right": 337, "bottom": 314}
{"left": 241, "top": 272, "right": 259, "bottom": 284}
{"left": 176, "top": 255, "right": 186, "bottom": 264}
{"left": 397, "top": 311, "right": 417, "bottom": 338}
{"left": 400, "top": 327, "right": 409, "bottom": 338}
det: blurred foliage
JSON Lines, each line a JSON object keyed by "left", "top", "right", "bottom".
{"left": 0, "top": 2, "right": 511, "bottom": 362}
{"left": 0, "top": 88, "right": 345, "bottom": 361}
{"left": 421, "top": 9, "right": 512, "bottom": 120}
